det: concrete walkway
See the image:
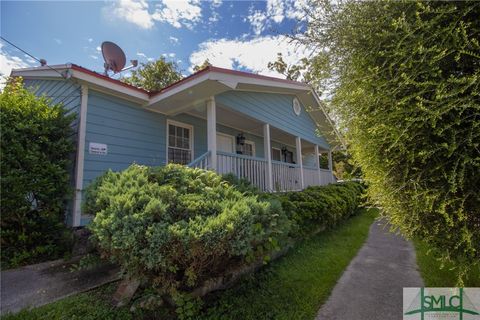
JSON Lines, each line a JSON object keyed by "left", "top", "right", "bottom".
{"left": 0, "top": 257, "right": 119, "bottom": 315}
{"left": 316, "top": 219, "right": 424, "bottom": 320}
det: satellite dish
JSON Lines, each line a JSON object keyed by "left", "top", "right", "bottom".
{"left": 101, "top": 41, "right": 126, "bottom": 75}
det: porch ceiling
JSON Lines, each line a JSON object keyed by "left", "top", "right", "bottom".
{"left": 186, "top": 105, "right": 327, "bottom": 151}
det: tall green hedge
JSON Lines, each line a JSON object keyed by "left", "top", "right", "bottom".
{"left": 301, "top": 0, "right": 480, "bottom": 279}
{"left": 0, "top": 78, "right": 75, "bottom": 268}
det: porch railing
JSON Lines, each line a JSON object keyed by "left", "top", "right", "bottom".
{"left": 272, "top": 160, "right": 301, "bottom": 192}
{"left": 303, "top": 166, "right": 320, "bottom": 188}
{"left": 217, "top": 151, "right": 268, "bottom": 191}
{"left": 188, "top": 151, "right": 210, "bottom": 169}
{"left": 320, "top": 168, "right": 336, "bottom": 185}
{"left": 188, "top": 151, "right": 336, "bottom": 192}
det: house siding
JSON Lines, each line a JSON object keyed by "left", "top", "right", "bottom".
{"left": 216, "top": 91, "right": 330, "bottom": 149}
{"left": 83, "top": 91, "right": 166, "bottom": 186}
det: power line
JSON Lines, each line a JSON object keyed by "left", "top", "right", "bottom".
{"left": 0, "top": 36, "right": 67, "bottom": 78}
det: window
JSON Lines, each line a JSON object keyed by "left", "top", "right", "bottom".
{"left": 284, "top": 150, "right": 294, "bottom": 164}
{"left": 271, "top": 148, "right": 281, "bottom": 161}
{"left": 237, "top": 140, "right": 255, "bottom": 157}
{"left": 167, "top": 121, "right": 193, "bottom": 165}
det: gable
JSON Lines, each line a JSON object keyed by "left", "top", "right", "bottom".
{"left": 216, "top": 91, "right": 330, "bottom": 149}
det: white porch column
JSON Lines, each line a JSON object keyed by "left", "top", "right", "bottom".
{"left": 72, "top": 84, "right": 88, "bottom": 227}
{"left": 314, "top": 145, "right": 321, "bottom": 186}
{"left": 295, "top": 136, "right": 304, "bottom": 189}
{"left": 328, "top": 150, "right": 333, "bottom": 183}
{"left": 263, "top": 123, "right": 273, "bottom": 191}
{"left": 207, "top": 96, "right": 217, "bottom": 170}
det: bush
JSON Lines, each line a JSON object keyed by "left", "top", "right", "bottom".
{"left": 86, "top": 164, "right": 291, "bottom": 294}
{"left": 299, "top": 0, "right": 480, "bottom": 278}
{"left": 281, "top": 181, "right": 365, "bottom": 234}
{"left": 86, "top": 164, "right": 365, "bottom": 318}
{"left": 0, "top": 78, "right": 75, "bottom": 268}
{"left": 221, "top": 173, "right": 259, "bottom": 195}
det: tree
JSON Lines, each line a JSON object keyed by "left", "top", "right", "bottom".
{"left": 297, "top": 0, "right": 480, "bottom": 281}
{"left": 122, "top": 57, "right": 182, "bottom": 91}
{"left": 267, "top": 52, "right": 331, "bottom": 94}
{"left": 0, "top": 77, "right": 75, "bottom": 267}
{"left": 193, "top": 59, "right": 212, "bottom": 72}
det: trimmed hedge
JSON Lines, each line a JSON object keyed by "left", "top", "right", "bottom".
{"left": 280, "top": 182, "right": 365, "bottom": 234}
{"left": 85, "top": 164, "right": 364, "bottom": 317}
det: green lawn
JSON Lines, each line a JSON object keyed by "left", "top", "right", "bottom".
{"left": 414, "top": 239, "right": 480, "bottom": 287}
{"left": 2, "top": 208, "right": 377, "bottom": 320}
{"left": 200, "top": 208, "right": 378, "bottom": 319}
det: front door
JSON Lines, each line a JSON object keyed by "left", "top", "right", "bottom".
{"left": 216, "top": 133, "right": 234, "bottom": 174}
{"left": 216, "top": 133, "right": 234, "bottom": 153}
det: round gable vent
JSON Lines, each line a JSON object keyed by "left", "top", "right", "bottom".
{"left": 293, "top": 97, "right": 301, "bottom": 116}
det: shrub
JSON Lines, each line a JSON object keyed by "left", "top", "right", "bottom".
{"left": 0, "top": 78, "right": 75, "bottom": 268}
{"left": 221, "top": 173, "right": 259, "bottom": 195}
{"left": 282, "top": 181, "right": 365, "bottom": 234}
{"left": 86, "top": 164, "right": 291, "bottom": 294}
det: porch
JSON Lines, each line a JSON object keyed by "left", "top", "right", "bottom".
{"left": 183, "top": 96, "right": 335, "bottom": 192}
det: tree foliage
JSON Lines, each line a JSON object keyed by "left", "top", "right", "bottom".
{"left": 0, "top": 78, "right": 75, "bottom": 268}
{"left": 192, "top": 59, "right": 211, "bottom": 72}
{"left": 298, "top": 0, "right": 480, "bottom": 280}
{"left": 122, "top": 57, "right": 182, "bottom": 91}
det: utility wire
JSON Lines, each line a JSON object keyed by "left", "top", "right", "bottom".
{"left": 0, "top": 36, "right": 83, "bottom": 107}
{"left": 0, "top": 36, "right": 67, "bottom": 78}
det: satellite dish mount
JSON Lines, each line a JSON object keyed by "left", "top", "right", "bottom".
{"left": 101, "top": 41, "right": 138, "bottom": 77}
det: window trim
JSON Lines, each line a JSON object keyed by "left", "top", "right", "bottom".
{"left": 236, "top": 139, "right": 255, "bottom": 157}
{"left": 271, "top": 147, "right": 281, "bottom": 161}
{"left": 166, "top": 119, "right": 194, "bottom": 165}
{"left": 216, "top": 132, "right": 235, "bottom": 153}
{"left": 242, "top": 140, "right": 256, "bottom": 157}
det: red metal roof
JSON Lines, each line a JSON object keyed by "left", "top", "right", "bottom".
{"left": 70, "top": 64, "right": 149, "bottom": 94}
{"left": 69, "top": 64, "right": 308, "bottom": 97}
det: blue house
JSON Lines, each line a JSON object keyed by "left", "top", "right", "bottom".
{"left": 12, "top": 64, "right": 342, "bottom": 226}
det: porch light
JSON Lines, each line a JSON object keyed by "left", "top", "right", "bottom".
{"left": 236, "top": 133, "right": 246, "bottom": 145}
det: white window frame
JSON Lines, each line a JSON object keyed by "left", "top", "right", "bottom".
{"left": 241, "top": 140, "right": 256, "bottom": 157}
{"left": 216, "top": 132, "right": 235, "bottom": 153}
{"left": 271, "top": 147, "right": 281, "bottom": 162}
{"left": 166, "top": 119, "right": 194, "bottom": 164}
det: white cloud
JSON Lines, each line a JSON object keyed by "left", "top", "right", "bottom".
{"left": 153, "top": 0, "right": 202, "bottom": 29}
{"left": 89, "top": 55, "right": 99, "bottom": 60}
{"left": 110, "top": 0, "right": 154, "bottom": 29}
{"left": 161, "top": 52, "right": 176, "bottom": 59}
{"left": 211, "top": 0, "right": 222, "bottom": 8}
{"left": 0, "top": 43, "right": 31, "bottom": 87}
{"left": 246, "top": 0, "right": 306, "bottom": 35}
{"left": 54, "top": 38, "right": 62, "bottom": 45}
{"left": 106, "top": 0, "right": 202, "bottom": 29}
{"left": 189, "top": 35, "right": 312, "bottom": 77}
{"left": 267, "top": 0, "right": 285, "bottom": 23}
{"left": 96, "top": 46, "right": 101, "bottom": 52}
{"left": 137, "top": 52, "right": 147, "bottom": 58}
{"left": 88, "top": 38, "right": 93, "bottom": 43}
{"left": 169, "top": 36, "right": 179, "bottom": 44}
{"left": 24, "top": 55, "right": 36, "bottom": 64}
{"left": 247, "top": 11, "right": 267, "bottom": 36}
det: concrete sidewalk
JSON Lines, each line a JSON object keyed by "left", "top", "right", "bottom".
{"left": 316, "top": 219, "right": 424, "bottom": 320}
{"left": 0, "top": 257, "right": 119, "bottom": 315}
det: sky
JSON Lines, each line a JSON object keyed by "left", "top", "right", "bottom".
{"left": 0, "top": 0, "right": 311, "bottom": 82}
